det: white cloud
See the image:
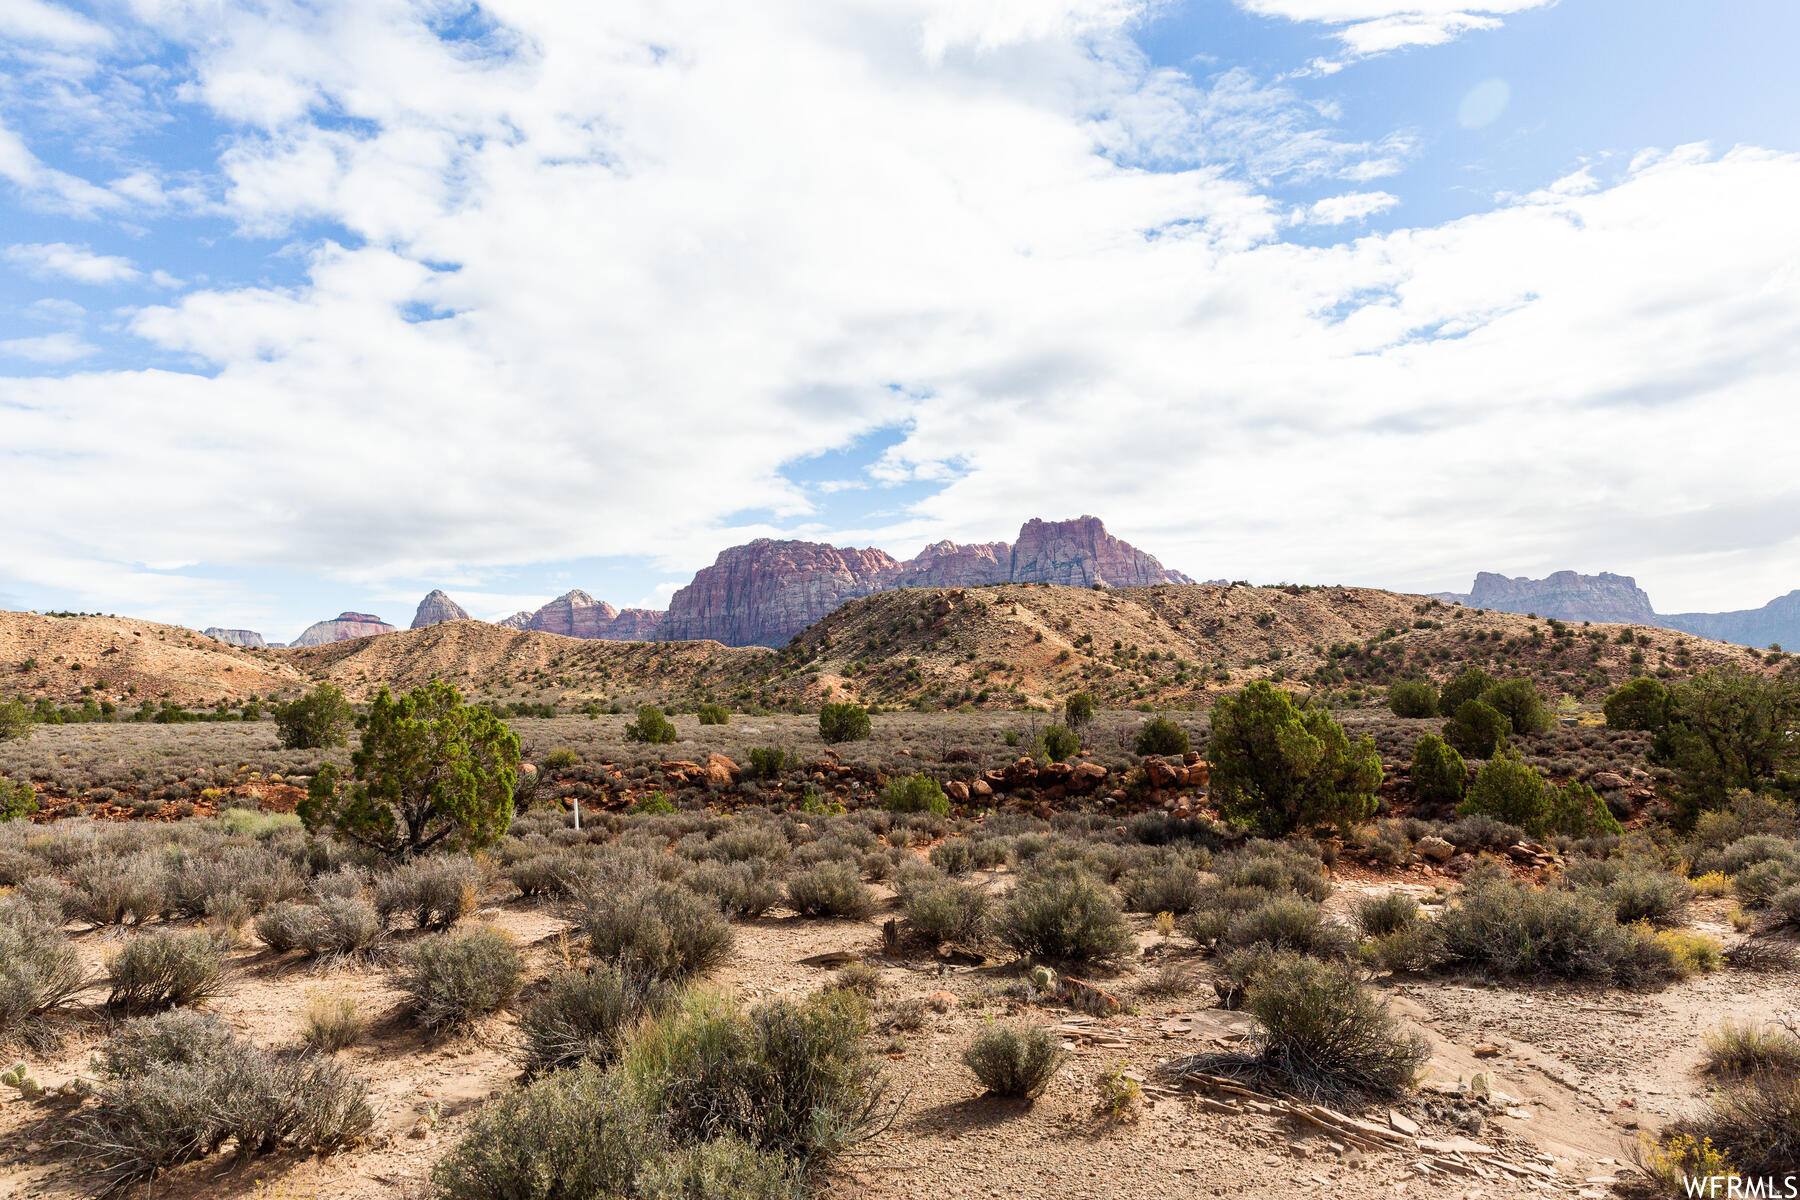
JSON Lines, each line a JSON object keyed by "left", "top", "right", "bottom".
{"left": 0, "top": 1, "right": 1796, "bottom": 625}
{"left": 5, "top": 241, "right": 141, "bottom": 283}
{"left": 0, "top": 331, "right": 97, "bottom": 362}
{"left": 1235, "top": 1, "right": 1554, "bottom": 55}
{"left": 0, "top": 120, "right": 125, "bottom": 216}
{"left": 0, "top": 0, "right": 112, "bottom": 50}
{"left": 1296, "top": 189, "right": 1398, "bottom": 224}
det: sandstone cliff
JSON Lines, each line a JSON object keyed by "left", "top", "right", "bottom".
{"left": 661, "top": 540, "right": 902, "bottom": 647}
{"left": 894, "top": 540, "right": 1011, "bottom": 588}
{"left": 1466, "top": 570, "right": 1658, "bottom": 624}
{"left": 290, "top": 612, "right": 398, "bottom": 647}
{"left": 411, "top": 590, "right": 472, "bottom": 629}
{"left": 1662, "top": 590, "right": 1800, "bottom": 650}
{"left": 202, "top": 627, "right": 266, "bottom": 648}
{"left": 1008, "top": 516, "right": 1194, "bottom": 587}
{"left": 498, "top": 611, "right": 533, "bottom": 630}
{"left": 528, "top": 590, "right": 668, "bottom": 641}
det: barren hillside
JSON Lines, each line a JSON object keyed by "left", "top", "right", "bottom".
{"left": 0, "top": 612, "right": 308, "bottom": 705}
{"left": 777, "top": 582, "right": 1782, "bottom": 709}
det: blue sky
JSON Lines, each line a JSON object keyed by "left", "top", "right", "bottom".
{"left": 3, "top": 0, "right": 1798, "bottom": 642}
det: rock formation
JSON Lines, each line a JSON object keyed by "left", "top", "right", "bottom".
{"left": 1662, "top": 590, "right": 1800, "bottom": 650}
{"left": 1007, "top": 516, "right": 1194, "bottom": 588}
{"left": 411, "top": 590, "right": 472, "bottom": 629}
{"left": 1465, "top": 571, "right": 1658, "bottom": 625}
{"left": 661, "top": 541, "right": 902, "bottom": 647}
{"left": 203, "top": 627, "right": 266, "bottom": 648}
{"left": 893, "top": 540, "right": 1011, "bottom": 588}
{"left": 498, "top": 611, "right": 534, "bottom": 630}
{"left": 290, "top": 612, "right": 398, "bottom": 647}
{"left": 528, "top": 590, "right": 667, "bottom": 641}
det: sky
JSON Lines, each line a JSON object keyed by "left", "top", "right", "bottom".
{"left": 2, "top": 0, "right": 1798, "bottom": 644}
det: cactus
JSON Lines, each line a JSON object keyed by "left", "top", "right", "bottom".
{"left": 1, "top": 1061, "right": 43, "bottom": 1100}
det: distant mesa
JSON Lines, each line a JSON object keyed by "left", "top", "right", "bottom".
{"left": 203, "top": 627, "right": 266, "bottom": 648}
{"left": 291, "top": 611, "right": 398, "bottom": 647}
{"left": 528, "top": 589, "right": 665, "bottom": 640}
{"left": 1442, "top": 570, "right": 1799, "bottom": 650}
{"left": 411, "top": 589, "right": 472, "bottom": 629}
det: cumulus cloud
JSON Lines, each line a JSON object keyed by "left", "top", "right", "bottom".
{"left": 0, "top": 1, "right": 1795, "bottom": 622}
{"left": 1, "top": 330, "right": 96, "bottom": 362}
{"left": 6, "top": 241, "right": 140, "bottom": 283}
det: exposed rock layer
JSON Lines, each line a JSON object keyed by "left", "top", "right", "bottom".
{"left": 411, "top": 590, "right": 472, "bottom": 629}
{"left": 202, "top": 627, "right": 266, "bottom": 648}
{"left": 528, "top": 590, "right": 665, "bottom": 640}
{"left": 291, "top": 612, "right": 397, "bottom": 647}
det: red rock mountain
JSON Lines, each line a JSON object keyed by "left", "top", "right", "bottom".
{"left": 528, "top": 590, "right": 665, "bottom": 640}
{"left": 508, "top": 516, "right": 1192, "bottom": 648}
{"left": 411, "top": 590, "right": 472, "bottom": 629}
{"left": 290, "top": 612, "right": 397, "bottom": 647}
{"left": 661, "top": 541, "right": 903, "bottom": 646}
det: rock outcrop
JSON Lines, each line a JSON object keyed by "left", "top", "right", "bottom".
{"left": 411, "top": 590, "right": 472, "bottom": 629}
{"left": 893, "top": 540, "right": 1011, "bottom": 589}
{"left": 661, "top": 541, "right": 902, "bottom": 647}
{"left": 1466, "top": 571, "right": 1658, "bottom": 625}
{"left": 203, "top": 627, "right": 266, "bottom": 648}
{"left": 1008, "top": 516, "right": 1194, "bottom": 588}
{"left": 290, "top": 612, "right": 398, "bottom": 647}
{"left": 1662, "top": 590, "right": 1800, "bottom": 650}
{"left": 498, "top": 611, "right": 534, "bottom": 630}
{"left": 528, "top": 590, "right": 667, "bottom": 641}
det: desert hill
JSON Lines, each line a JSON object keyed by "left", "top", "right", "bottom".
{"left": 0, "top": 611, "right": 308, "bottom": 705}
{"left": 776, "top": 582, "right": 1781, "bottom": 710}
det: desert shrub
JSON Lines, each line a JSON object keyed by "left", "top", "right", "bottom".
{"left": 809, "top": 701, "right": 871, "bottom": 747}
{"left": 747, "top": 746, "right": 796, "bottom": 778}
{"left": 1438, "top": 667, "right": 1495, "bottom": 714}
{"left": 902, "top": 878, "right": 991, "bottom": 945}
{"left": 1700, "top": 1022, "right": 1800, "bottom": 1079}
{"left": 303, "top": 896, "right": 385, "bottom": 957}
{"left": 962, "top": 1022, "right": 1064, "bottom": 1099}
{"left": 67, "top": 851, "right": 169, "bottom": 926}
{"left": 693, "top": 824, "right": 791, "bottom": 865}
{"left": 1208, "top": 682, "right": 1382, "bottom": 835}
{"left": 1240, "top": 956, "right": 1429, "bottom": 1103}
{"left": 69, "top": 1009, "right": 372, "bottom": 1193}
{"left": 1653, "top": 929, "right": 1723, "bottom": 977}
{"left": 519, "top": 965, "right": 673, "bottom": 1076}
{"left": 1442, "top": 699, "right": 1510, "bottom": 758}
{"left": 786, "top": 861, "right": 875, "bottom": 919}
{"left": 1133, "top": 716, "right": 1190, "bottom": 757}
{"left": 255, "top": 900, "right": 318, "bottom": 953}
{"left": 684, "top": 860, "right": 783, "bottom": 918}
{"left": 508, "top": 850, "right": 590, "bottom": 899}
{"left": 1457, "top": 745, "right": 1551, "bottom": 831}
{"left": 1436, "top": 868, "right": 1676, "bottom": 986}
{"left": 624, "top": 988, "right": 887, "bottom": 1167}
{"left": 1358, "top": 922, "right": 1445, "bottom": 974}
{"left": 402, "top": 927, "right": 524, "bottom": 1031}
{"left": 1771, "top": 883, "right": 1800, "bottom": 930}
{"left": 697, "top": 704, "right": 730, "bottom": 726}
{"left": 0, "top": 776, "right": 37, "bottom": 822}
{"left": 0, "top": 907, "right": 86, "bottom": 1048}
{"left": 1353, "top": 892, "right": 1421, "bottom": 939}
{"left": 1213, "top": 841, "right": 1330, "bottom": 901}
{"left": 302, "top": 992, "right": 366, "bottom": 1052}
{"left": 1604, "top": 676, "right": 1669, "bottom": 732}
{"left": 274, "top": 682, "right": 354, "bottom": 750}
{"left": 542, "top": 747, "right": 580, "bottom": 770}
{"left": 0, "top": 698, "right": 31, "bottom": 743}
{"left": 1545, "top": 780, "right": 1625, "bottom": 838}
{"left": 998, "top": 868, "right": 1134, "bottom": 966}
{"left": 1119, "top": 852, "right": 1208, "bottom": 914}
{"left": 1221, "top": 897, "right": 1354, "bottom": 960}
{"left": 631, "top": 791, "right": 677, "bottom": 815}
{"left": 1409, "top": 735, "right": 1467, "bottom": 806}
{"left": 1445, "top": 813, "right": 1527, "bottom": 849}
{"left": 1387, "top": 680, "right": 1437, "bottom": 718}
{"left": 880, "top": 773, "right": 949, "bottom": 816}
{"left": 1736, "top": 859, "right": 1800, "bottom": 909}
{"left": 928, "top": 838, "right": 974, "bottom": 876}
{"left": 374, "top": 855, "right": 484, "bottom": 930}
{"left": 1038, "top": 724, "right": 1080, "bottom": 763}
{"left": 301, "top": 681, "right": 519, "bottom": 856}
{"left": 1062, "top": 693, "right": 1096, "bottom": 731}
{"left": 433, "top": 1062, "right": 804, "bottom": 1200}
{"left": 1480, "top": 677, "right": 1553, "bottom": 735}
{"left": 625, "top": 704, "right": 678, "bottom": 744}
{"left": 1573, "top": 860, "right": 1692, "bottom": 927}
{"left": 1667, "top": 1075, "right": 1800, "bottom": 1184}
{"left": 575, "top": 883, "right": 733, "bottom": 980}
{"left": 168, "top": 847, "right": 306, "bottom": 918}
{"left": 107, "top": 930, "right": 227, "bottom": 1011}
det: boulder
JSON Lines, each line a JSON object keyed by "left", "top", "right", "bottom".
{"left": 702, "top": 753, "right": 741, "bottom": 788}
{"left": 1417, "top": 835, "right": 1455, "bottom": 862}
{"left": 1069, "top": 761, "right": 1108, "bottom": 793}
{"left": 1145, "top": 758, "right": 1182, "bottom": 789}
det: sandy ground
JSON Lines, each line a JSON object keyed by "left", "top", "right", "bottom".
{"left": 2, "top": 874, "right": 1790, "bottom": 1200}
